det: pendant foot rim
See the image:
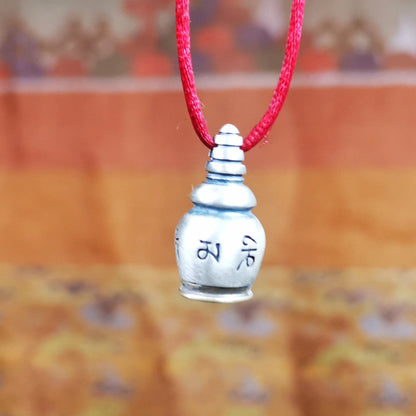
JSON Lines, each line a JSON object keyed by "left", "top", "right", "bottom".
{"left": 179, "top": 282, "right": 253, "bottom": 303}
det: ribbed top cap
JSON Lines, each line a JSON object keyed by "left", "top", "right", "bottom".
{"left": 214, "top": 124, "right": 244, "bottom": 147}
{"left": 191, "top": 124, "right": 256, "bottom": 209}
{"left": 207, "top": 124, "right": 246, "bottom": 176}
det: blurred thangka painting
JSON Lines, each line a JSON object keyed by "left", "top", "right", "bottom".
{"left": 1, "top": 0, "right": 416, "bottom": 79}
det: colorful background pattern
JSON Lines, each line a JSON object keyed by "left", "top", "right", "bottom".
{"left": 1, "top": 266, "right": 416, "bottom": 416}
{"left": 1, "top": 1, "right": 416, "bottom": 415}
{"left": 1, "top": 0, "right": 416, "bottom": 78}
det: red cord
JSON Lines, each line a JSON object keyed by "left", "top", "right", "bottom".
{"left": 176, "top": 0, "right": 305, "bottom": 151}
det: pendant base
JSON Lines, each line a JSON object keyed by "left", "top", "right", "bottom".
{"left": 180, "top": 282, "right": 253, "bottom": 303}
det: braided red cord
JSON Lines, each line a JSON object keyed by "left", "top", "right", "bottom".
{"left": 176, "top": 0, "right": 305, "bottom": 151}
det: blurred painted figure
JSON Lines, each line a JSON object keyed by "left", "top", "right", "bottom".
{"left": 1, "top": 17, "right": 44, "bottom": 77}
{"left": 340, "top": 18, "right": 381, "bottom": 71}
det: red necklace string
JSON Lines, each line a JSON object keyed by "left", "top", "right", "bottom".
{"left": 176, "top": 0, "right": 305, "bottom": 151}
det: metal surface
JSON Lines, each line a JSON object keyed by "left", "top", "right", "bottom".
{"left": 175, "top": 124, "right": 266, "bottom": 303}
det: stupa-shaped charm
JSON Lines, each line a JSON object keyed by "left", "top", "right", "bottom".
{"left": 175, "top": 124, "right": 266, "bottom": 303}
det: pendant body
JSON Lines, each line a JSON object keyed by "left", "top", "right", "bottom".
{"left": 175, "top": 124, "right": 266, "bottom": 303}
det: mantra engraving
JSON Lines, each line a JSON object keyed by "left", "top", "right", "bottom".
{"left": 196, "top": 235, "right": 257, "bottom": 270}
{"left": 175, "top": 237, "right": 180, "bottom": 260}
{"left": 236, "top": 235, "right": 258, "bottom": 270}
{"left": 197, "top": 240, "right": 221, "bottom": 262}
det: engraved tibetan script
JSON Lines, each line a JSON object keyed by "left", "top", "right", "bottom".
{"left": 197, "top": 240, "right": 221, "bottom": 262}
{"left": 237, "top": 235, "right": 257, "bottom": 270}
{"left": 175, "top": 235, "right": 180, "bottom": 259}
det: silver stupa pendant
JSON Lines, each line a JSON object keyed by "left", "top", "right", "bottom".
{"left": 175, "top": 124, "right": 266, "bottom": 303}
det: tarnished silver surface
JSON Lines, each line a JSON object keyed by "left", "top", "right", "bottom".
{"left": 175, "top": 124, "right": 266, "bottom": 303}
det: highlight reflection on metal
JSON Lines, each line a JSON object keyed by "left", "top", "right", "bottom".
{"left": 175, "top": 124, "right": 266, "bottom": 303}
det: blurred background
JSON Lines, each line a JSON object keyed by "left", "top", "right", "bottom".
{"left": 1, "top": 0, "right": 416, "bottom": 415}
